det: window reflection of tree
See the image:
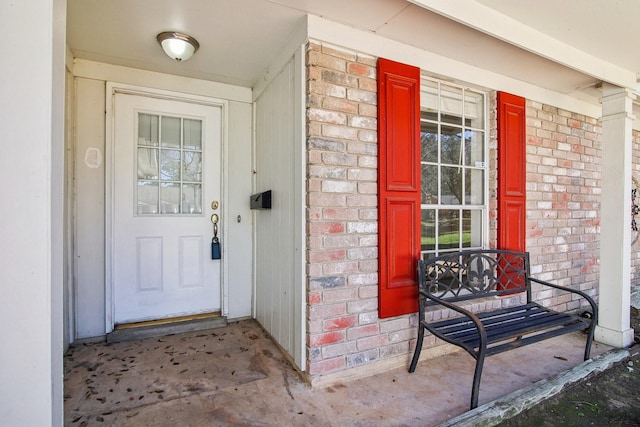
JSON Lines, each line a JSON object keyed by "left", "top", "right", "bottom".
{"left": 183, "top": 151, "right": 202, "bottom": 182}
{"left": 160, "top": 150, "right": 181, "bottom": 180}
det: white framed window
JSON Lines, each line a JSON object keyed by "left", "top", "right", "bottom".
{"left": 136, "top": 113, "right": 203, "bottom": 215}
{"left": 420, "top": 77, "right": 488, "bottom": 259}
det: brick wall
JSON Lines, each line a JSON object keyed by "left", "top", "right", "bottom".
{"left": 522, "top": 101, "right": 601, "bottom": 311}
{"left": 306, "top": 42, "right": 427, "bottom": 377}
{"left": 305, "top": 41, "right": 613, "bottom": 380}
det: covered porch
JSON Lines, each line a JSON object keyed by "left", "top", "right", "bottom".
{"left": 3, "top": 1, "right": 640, "bottom": 426}
{"left": 63, "top": 319, "right": 619, "bottom": 426}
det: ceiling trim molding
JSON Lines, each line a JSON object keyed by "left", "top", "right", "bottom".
{"left": 307, "top": 14, "right": 601, "bottom": 119}
{"left": 408, "top": 0, "right": 637, "bottom": 91}
{"left": 72, "top": 59, "right": 252, "bottom": 103}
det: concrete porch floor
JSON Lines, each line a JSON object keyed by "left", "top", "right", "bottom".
{"left": 64, "top": 319, "right": 611, "bottom": 426}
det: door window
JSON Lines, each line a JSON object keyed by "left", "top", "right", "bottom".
{"left": 136, "top": 113, "right": 203, "bottom": 215}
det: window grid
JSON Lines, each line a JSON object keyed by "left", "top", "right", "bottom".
{"left": 420, "top": 77, "right": 488, "bottom": 259}
{"left": 136, "top": 113, "right": 203, "bottom": 215}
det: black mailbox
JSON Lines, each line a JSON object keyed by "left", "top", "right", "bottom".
{"left": 250, "top": 190, "right": 272, "bottom": 209}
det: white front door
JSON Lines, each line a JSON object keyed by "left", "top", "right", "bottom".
{"left": 112, "top": 93, "right": 222, "bottom": 324}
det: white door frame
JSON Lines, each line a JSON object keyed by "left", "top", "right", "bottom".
{"left": 105, "top": 82, "right": 230, "bottom": 332}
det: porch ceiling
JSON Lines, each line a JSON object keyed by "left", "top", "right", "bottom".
{"left": 67, "top": 0, "right": 639, "bottom": 101}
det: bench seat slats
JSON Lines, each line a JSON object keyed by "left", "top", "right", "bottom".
{"left": 483, "top": 321, "right": 588, "bottom": 356}
{"left": 423, "top": 303, "right": 589, "bottom": 351}
{"left": 430, "top": 303, "right": 577, "bottom": 336}
{"left": 426, "top": 302, "right": 553, "bottom": 331}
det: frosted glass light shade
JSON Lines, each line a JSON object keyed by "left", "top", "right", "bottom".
{"left": 157, "top": 32, "right": 200, "bottom": 62}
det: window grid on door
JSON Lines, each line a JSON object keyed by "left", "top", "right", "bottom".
{"left": 136, "top": 113, "right": 203, "bottom": 215}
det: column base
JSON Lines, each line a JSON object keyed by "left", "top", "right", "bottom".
{"left": 595, "top": 325, "right": 635, "bottom": 348}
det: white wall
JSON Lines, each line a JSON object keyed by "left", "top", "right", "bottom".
{"left": 254, "top": 49, "right": 306, "bottom": 369}
{"left": 225, "top": 101, "right": 254, "bottom": 318}
{"left": 73, "top": 62, "right": 253, "bottom": 338}
{"left": 74, "top": 78, "right": 106, "bottom": 337}
{"left": 0, "top": 0, "right": 65, "bottom": 425}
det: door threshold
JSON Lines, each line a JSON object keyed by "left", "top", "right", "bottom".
{"left": 107, "top": 312, "right": 226, "bottom": 343}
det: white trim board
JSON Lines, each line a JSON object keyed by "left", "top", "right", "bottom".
{"left": 76, "top": 60, "right": 251, "bottom": 103}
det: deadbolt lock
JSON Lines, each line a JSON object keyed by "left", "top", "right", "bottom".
{"left": 211, "top": 201, "right": 219, "bottom": 210}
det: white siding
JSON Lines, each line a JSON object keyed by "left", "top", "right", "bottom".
{"left": 75, "top": 78, "right": 107, "bottom": 337}
{"left": 254, "top": 51, "right": 305, "bottom": 369}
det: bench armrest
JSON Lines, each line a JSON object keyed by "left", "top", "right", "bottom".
{"left": 529, "top": 277, "right": 599, "bottom": 324}
{"left": 419, "top": 290, "right": 488, "bottom": 352}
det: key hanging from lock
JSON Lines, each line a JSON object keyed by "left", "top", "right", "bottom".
{"left": 211, "top": 213, "right": 221, "bottom": 260}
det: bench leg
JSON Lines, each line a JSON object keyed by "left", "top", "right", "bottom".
{"left": 470, "top": 352, "right": 486, "bottom": 410}
{"left": 408, "top": 323, "right": 425, "bottom": 373}
{"left": 584, "top": 323, "right": 595, "bottom": 360}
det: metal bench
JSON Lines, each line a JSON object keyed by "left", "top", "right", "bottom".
{"left": 408, "top": 249, "right": 598, "bottom": 409}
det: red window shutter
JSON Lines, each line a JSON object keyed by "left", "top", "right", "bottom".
{"left": 377, "top": 58, "right": 421, "bottom": 318}
{"left": 497, "top": 92, "right": 526, "bottom": 289}
{"left": 497, "top": 92, "right": 526, "bottom": 252}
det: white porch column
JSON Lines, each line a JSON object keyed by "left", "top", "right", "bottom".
{"left": 0, "top": 0, "right": 66, "bottom": 425}
{"left": 596, "top": 83, "right": 636, "bottom": 348}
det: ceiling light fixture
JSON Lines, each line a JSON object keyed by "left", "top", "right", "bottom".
{"left": 156, "top": 31, "right": 200, "bottom": 62}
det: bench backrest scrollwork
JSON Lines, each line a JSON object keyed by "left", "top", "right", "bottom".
{"left": 417, "top": 249, "right": 532, "bottom": 305}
